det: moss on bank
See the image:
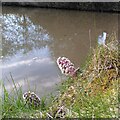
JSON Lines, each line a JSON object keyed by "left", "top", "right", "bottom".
{"left": 2, "top": 33, "right": 119, "bottom": 118}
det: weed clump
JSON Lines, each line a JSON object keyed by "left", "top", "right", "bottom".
{"left": 83, "top": 33, "right": 119, "bottom": 94}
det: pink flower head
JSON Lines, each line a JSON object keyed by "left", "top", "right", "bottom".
{"left": 57, "top": 57, "right": 79, "bottom": 77}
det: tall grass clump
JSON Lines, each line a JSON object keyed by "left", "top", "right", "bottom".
{"left": 0, "top": 81, "right": 2, "bottom": 120}
{"left": 2, "top": 74, "right": 47, "bottom": 118}
{"left": 3, "top": 83, "right": 25, "bottom": 118}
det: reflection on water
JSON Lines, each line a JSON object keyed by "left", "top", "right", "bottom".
{"left": 2, "top": 6, "right": 118, "bottom": 97}
{"left": 2, "top": 13, "right": 52, "bottom": 58}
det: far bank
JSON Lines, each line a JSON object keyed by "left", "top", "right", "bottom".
{"left": 2, "top": 2, "right": 120, "bottom": 13}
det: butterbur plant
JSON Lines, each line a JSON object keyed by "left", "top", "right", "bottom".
{"left": 57, "top": 57, "right": 80, "bottom": 77}
{"left": 23, "top": 91, "right": 41, "bottom": 108}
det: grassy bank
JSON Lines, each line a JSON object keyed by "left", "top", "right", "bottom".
{"left": 2, "top": 33, "right": 119, "bottom": 118}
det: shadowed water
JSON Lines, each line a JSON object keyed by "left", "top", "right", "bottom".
{"left": 2, "top": 6, "right": 118, "bottom": 97}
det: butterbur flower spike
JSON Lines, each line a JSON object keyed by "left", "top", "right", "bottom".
{"left": 57, "top": 57, "right": 80, "bottom": 77}
{"left": 23, "top": 91, "right": 41, "bottom": 107}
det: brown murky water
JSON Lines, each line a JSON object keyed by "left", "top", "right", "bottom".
{"left": 2, "top": 6, "right": 118, "bottom": 97}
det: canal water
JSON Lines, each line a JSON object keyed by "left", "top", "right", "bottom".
{"left": 1, "top": 6, "right": 118, "bottom": 97}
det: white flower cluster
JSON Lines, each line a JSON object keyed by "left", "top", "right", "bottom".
{"left": 98, "top": 32, "right": 107, "bottom": 46}
{"left": 57, "top": 57, "right": 79, "bottom": 77}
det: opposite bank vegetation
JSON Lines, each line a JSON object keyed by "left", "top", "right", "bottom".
{"left": 2, "top": 32, "right": 119, "bottom": 118}
{"left": 2, "top": 2, "right": 120, "bottom": 12}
